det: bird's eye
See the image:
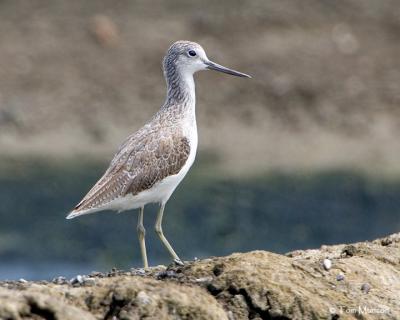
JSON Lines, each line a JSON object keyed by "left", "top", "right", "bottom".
{"left": 188, "top": 50, "right": 197, "bottom": 57}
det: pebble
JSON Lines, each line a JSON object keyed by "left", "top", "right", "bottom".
{"left": 156, "top": 270, "right": 179, "bottom": 280}
{"left": 107, "top": 267, "right": 120, "bottom": 277}
{"left": 52, "top": 276, "right": 67, "bottom": 285}
{"left": 132, "top": 268, "right": 146, "bottom": 276}
{"left": 323, "top": 258, "right": 332, "bottom": 270}
{"left": 89, "top": 271, "right": 104, "bottom": 278}
{"left": 173, "top": 258, "right": 184, "bottom": 266}
{"left": 18, "top": 278, "right": 27, "bottom": 283}
{"left": 336, "top": 273, "right": 345, "bottom": 281}
{"left": 341, "top": 245, "right": 356, "bottom": 257}
{"left": 195, "top": 276, "right": 213, "bottom": 283}
{"left": 70, "top": 275, "right": 85, "bottom": 286}
{"left": 361, "top": 283, "right": 371, "bottom": 294}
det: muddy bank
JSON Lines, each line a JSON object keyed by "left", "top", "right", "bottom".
{"left": 1, "top": 233, "right": 399, "bottom": 319}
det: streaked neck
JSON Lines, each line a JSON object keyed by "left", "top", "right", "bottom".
{"left": 163, "top": 65, "right": 196, "bottom": 111}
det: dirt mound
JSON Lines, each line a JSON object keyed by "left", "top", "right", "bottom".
{"left": 1, "top": 233, "right": 399, "bottom": 319}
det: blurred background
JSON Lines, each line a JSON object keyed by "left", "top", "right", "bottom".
{"left": 1, "top": 0, "right": 400, "bottom": 280}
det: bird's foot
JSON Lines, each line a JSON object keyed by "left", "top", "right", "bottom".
{"left": 173, "top": 258, "right": 184, "bottom": 266}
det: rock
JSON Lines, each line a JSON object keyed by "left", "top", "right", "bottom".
{"left": 195, "top": 276, "right": 213, "bottom": 283}
{"left": 69, "top": 275, "right": 85, "bottom": 286}
{"left": 323, "top": 258, "right": 332, "bottom": 270}
{"left": 336, "top": 273, "right": 345, "bottom": 281}
{"left": 89, "top": 271, "right": 104, "bottom": 278}
{"left": 341, "top": 244, "right": 357, "bottom": 257}
{"left": 361, "top": 283, "right": 371, "bottom": 294}
{"left": 155, "top": 270, "right": 182, "bottom": 280}
{"left": 131, "top": 268, "right": 146, "bottom": 276}
{"left": 52, "top": 276, "right": 67, "bottom": 284}
{"left": 1, "top": 233, "right": 400, "bottom": 319}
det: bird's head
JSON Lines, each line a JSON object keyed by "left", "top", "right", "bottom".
{"left": 163, "top": 40, "right": 251, "bottom": 78}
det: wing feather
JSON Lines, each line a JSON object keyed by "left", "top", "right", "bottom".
{"left": 68, "top": 126, "right": 190, "bottom": 217}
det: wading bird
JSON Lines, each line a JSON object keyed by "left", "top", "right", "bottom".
{"left": 67, "top": 40, "right": 251, "bottom": 268}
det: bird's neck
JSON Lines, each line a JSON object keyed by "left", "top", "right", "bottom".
{"left": 163, "top": 65, "right": 196, "bottom": 115}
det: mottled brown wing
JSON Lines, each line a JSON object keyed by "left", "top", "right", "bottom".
{"left": 72, "top": 132, "right": 190, "bottom": 213}
{"left": 126, "top": 135, "right": 190, "bottom": 195}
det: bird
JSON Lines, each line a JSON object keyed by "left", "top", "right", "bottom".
{"left": 66, "top": 40, "right": 251, "bottom": 268}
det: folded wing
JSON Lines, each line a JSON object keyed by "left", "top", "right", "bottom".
{"left": 67, "top": 131, "right": 190, "bottom": 218}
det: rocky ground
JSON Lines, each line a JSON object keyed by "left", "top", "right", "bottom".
{"left": 1, "top": 233, "right": 399, "bottom": 320}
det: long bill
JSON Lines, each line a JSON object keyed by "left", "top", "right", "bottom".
{"left": 205, "top": 60, "right": 251, "bottom": 78}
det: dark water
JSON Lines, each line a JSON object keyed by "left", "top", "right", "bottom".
{"left": 0, "top": 158, "right": 399, "bottom": 280}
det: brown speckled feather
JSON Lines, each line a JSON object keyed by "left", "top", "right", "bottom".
{"left": 73, "top": 114, "right": 191, "bottom": 213}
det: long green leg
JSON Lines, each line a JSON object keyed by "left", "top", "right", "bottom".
{"left": 137, "top": 206, "right": 148, "bottom": 268}
{"left": 155, "top": 203, "right": 183, "bottom": 265}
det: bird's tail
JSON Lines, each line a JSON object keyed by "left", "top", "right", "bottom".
{"left": 66, "top": 206, "right": 102, "bottom": 219}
